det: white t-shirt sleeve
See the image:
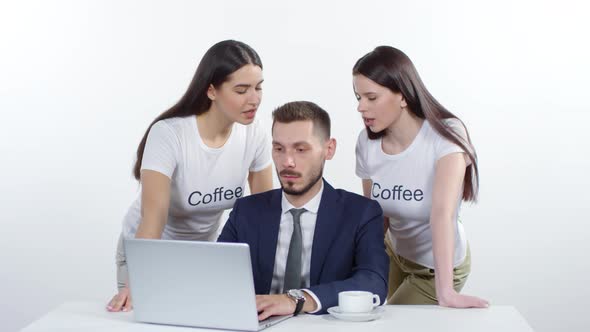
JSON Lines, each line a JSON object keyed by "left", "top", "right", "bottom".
{"left": 140, "top": 120, "right": 180, "bottom": 178}
{"left": 434, "top": 118, "right": 470, "bottom": 162}
{"left": 355, "top": 130, "right": 371, "bottom": 179}
{"left": 249, "top": 122, "right": 272, "bottom": 172}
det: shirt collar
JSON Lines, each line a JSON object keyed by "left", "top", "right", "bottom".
{"left": 281, "top": 181, "right": 324, "bottom": 215}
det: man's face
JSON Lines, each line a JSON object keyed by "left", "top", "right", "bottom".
{"left": 272, "top": 120, "right": 333, "bottom": 196}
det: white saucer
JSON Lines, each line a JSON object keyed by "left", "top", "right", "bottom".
{"left": 327, "top": 306, "right": 385, "bottom": 322}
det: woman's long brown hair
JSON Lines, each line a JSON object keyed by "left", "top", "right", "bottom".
{"left": 353, "top": 46, "right": 479, "bottom": 201}
{"left": 132, "top": 40, "right": 262, "bottom": 180}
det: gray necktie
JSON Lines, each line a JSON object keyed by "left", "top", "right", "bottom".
{"left": 283, "top": 208, "right": 306, "bottom": 291}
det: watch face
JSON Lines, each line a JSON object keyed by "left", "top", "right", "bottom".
{"left": 288, "top": 289, "right": 304, "bottom": 299}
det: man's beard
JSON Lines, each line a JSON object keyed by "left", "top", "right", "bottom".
{"left": 279, "top": 164, "right": 324, "bottom": 196}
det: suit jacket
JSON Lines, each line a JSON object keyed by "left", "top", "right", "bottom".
{"left": 218, "top": 179, "right": 388, "bottom": 314}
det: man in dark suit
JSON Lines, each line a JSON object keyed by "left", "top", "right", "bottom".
{"left": 218, "top": 101, "right": 388, "bottom": 319}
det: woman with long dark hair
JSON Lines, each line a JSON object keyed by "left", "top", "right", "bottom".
{"left": 107, "top": 40, "right": 273, "bottom": 312}
{"left": 353, "top": 46, "right": 488, "bottom": 308}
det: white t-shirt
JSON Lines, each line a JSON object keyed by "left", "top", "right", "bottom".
{"left": 355, "top": 118, "right": 470, "bottom": 268}
{"left": 122, "top": 115, "right": 271, "bottom": 241}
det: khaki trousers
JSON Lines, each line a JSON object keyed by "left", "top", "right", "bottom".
{"left": 385, "top": 234, "right": 471, "bottom": 304}
{"left": 115, "top": 233, "right": 128, "bottom": 289}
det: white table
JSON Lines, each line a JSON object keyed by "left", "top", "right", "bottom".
{"left": 21, "top": 301, "right": 534, "bottom": 332}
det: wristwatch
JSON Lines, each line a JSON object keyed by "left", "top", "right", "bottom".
{"left": 286, "top": 289, "right": 306, "bottom": 316}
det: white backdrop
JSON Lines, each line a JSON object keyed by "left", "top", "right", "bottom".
{"left": 1, "top": 1, "right": 589, "bottom": 331}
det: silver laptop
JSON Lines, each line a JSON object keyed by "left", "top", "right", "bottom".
{"left": 124, "top": 238, "right": 292, "bottom": 331}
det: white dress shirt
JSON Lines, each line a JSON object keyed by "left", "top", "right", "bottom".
{"left": 269, "top": 182, "right": 324, "bottom": 313}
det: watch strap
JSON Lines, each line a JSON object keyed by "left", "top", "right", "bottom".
{"left": 293, "top": 295, "right": 304, "bottom": 316}
{"left": 287, "top": 290, "right": 306, "bottom": 316}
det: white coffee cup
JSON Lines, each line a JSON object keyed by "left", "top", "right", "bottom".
{"left": 338, "top": 291, "right": 380, "bottom": 313}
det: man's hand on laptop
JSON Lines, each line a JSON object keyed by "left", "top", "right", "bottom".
{"left": 106, "top": 286, "right": 133, "bottom": 312}
{"left": 255, "top": 293, "right": 317, "bottom": 320}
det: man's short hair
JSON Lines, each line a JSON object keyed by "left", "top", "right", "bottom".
{"left": 271, "top": 101, "right": 331, "bottom": 140}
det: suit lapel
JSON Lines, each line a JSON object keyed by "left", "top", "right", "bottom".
{"left": 257, "top": 189, "right": 283, "bottom": 293}
{"left": 310, "top": 180, "right": 342, "bottom": 285}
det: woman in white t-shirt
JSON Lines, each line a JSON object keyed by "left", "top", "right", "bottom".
{"left": 353, "top": 46, "right": 488, "bottom": 308}
{"left": 106, "top": 40, "right": 273, "bottom": 312}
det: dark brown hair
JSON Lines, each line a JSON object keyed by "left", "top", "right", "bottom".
{"left": 353, "top": 46, "right": 479, "bottom": 201}
{"left": 133, "top": 40, "right": 262, "bottom": 180}
{"left": 271, "top": 101, "right": 331, "bottom": 141}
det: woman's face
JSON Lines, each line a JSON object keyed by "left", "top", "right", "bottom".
{"left": 353, "top": 74, "right": 406, "bottom": 133}
{"left": 208, "top": 64, "right": 263, "bottom": 125}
